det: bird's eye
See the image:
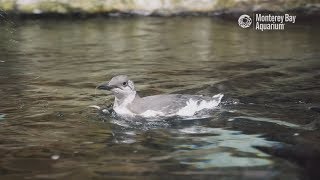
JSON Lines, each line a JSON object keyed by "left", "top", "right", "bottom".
{"left": 122, "top": 82, "right": 127, "bottom": 86}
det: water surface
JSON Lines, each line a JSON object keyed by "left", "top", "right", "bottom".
{"left": 0, "top": 17, "right": 319, "bottom": 179}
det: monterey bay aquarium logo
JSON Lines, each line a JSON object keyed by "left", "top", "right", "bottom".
{"left": 238, "top": 13, "right": 296, "bottom": 31}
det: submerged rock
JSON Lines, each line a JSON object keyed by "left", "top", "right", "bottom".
{"left": 0, "top": 0, "right": 319, "bottom": 17}
{"left": 310, "top": 106, "right": 320, "bottom": 113}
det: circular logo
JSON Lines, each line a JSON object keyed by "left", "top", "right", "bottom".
{"left": 238, "top": 14, "right": 252, "bottom": 28}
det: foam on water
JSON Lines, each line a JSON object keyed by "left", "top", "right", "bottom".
{"left": 176, "top": 93, "right": 224, "bottom": 117}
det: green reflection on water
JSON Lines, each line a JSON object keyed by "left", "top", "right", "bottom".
{"left": 173, "top": 127, "right": 275, "bottom": 168}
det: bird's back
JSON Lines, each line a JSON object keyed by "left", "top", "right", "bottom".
{"left": 128, "top": 94, "right": 209, "bottom": 115}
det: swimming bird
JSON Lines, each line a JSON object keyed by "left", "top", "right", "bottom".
{"left": 98, "top": 75, "right": 223, "bottom": 117}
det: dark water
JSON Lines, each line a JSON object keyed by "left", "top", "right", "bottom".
{"left": 0, "top": 17, "right": 319, "bottom": 180}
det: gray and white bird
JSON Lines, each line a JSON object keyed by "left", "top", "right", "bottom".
{"left": 98, "top": 75, "right": 223, "bottom": 117}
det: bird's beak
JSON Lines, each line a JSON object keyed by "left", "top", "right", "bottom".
{"left": 97, "top": 83, "right": 114, "bottom": 90}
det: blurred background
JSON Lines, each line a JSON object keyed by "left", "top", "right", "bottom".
{"left": 0, "top": 0, "right": 319, "bottom": 17}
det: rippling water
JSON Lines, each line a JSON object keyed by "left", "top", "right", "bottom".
{"left": 0, "top": 17, "right": 319, "bottom": 179}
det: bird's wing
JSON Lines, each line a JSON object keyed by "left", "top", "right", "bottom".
{"left": 129, "top": 94, "right": 205, "bottom": 114}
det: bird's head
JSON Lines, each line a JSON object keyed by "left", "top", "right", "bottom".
{"left": 98, "top": 75, "right": 136, "bottom": 101}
